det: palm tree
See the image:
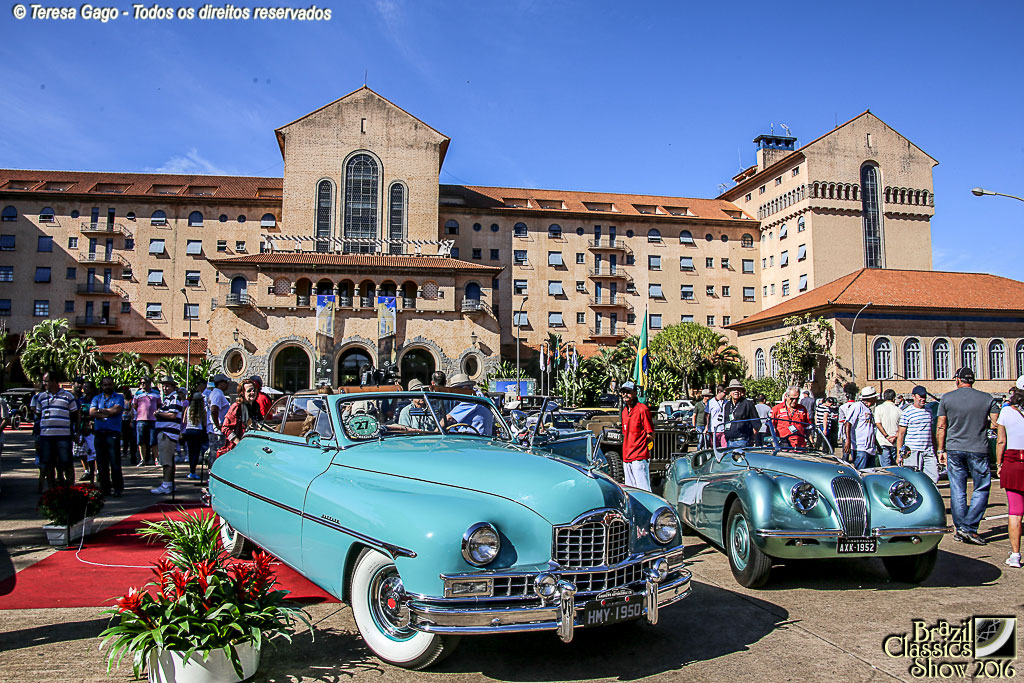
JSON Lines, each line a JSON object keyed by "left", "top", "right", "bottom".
{"left": 65, "top": 337, "right": 102, "bottom": 378}
{"left": 20, "top": 319, "right": 71, "bottom": 381}
{"left": 692, "top": 330, "right": 744, "bottom": 389}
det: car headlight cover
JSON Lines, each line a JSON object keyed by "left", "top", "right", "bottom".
{"left": 790, "top": 481, "right": 819, "bottom": 513}
{"left": 462, "top": 522, "right": 501, "bottom": 566}
{"left": 650, "top": 507, "right": 679, "bottom": 544}
{"left": 889, "top": 479, "right": 919, "bottom": 510}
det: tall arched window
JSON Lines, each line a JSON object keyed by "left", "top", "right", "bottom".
{"left": 754, "top": 349, "right": 766, "bottom": 379}
{"left": 388, "top": 182, "right": 406, "bottom": 254}
{"left": 873, "top": 337, "right": 893, "bottom": 380}
{"left": 904, "top": 338, "right": 921, "bottom": 380}
{"left": 860, "top": 163, "right": 883, "bottom": 268}
{"left": 961, "top": 339, "right": 978, "bottom": 376}
{"left": 315, "top": 179, "right": 333, "bottom": 253}
{"left": 1017, "top": 341, "right": 1024, "bottom": 379}
{"left": 989, "top": 340, "right": 1006, "bottom": 380}
{"left": 769, "top": 347, "right": 779, "bottom": 378}
{"left": 741, "top": 233, "right": 753, "bottom": 248}
{"left": 343, "top": 153, "right": 379, "bottom": 253}
{"left": 933, "top": 339, "right": 950, "bottom": 380}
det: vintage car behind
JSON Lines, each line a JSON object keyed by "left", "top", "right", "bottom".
{"left": 662, "top": 418, "right": 947, "bottom": 588}
{"left": 589, "top": 414, "right": 697, "bottom": 488}
{"left": 210, "top": 389, "right": 691, "bottom": 669}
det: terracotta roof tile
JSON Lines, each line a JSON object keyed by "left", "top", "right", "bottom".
{"left": 213, "top": 253, "right": 503, "bottom": 271}
{"left": 731, "top": 269, "right": 1024, "bottom": 329}
{"left": 440, "top": 185, "right": 754, "bottom": 222}
{"left": 0, "top": 170, "right": 281, "bottom": 202}
{"left": 95, "top": 338, "right": 208, "bottom": 356}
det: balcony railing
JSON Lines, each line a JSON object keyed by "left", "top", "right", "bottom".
{"left": 77, "top": 251, "right": 127, "bottom": 265}
{"left": 359, "top": 296, "right": 374, "bottom": 308}
{"left": 80, "top": 221, "right": 130, "bottom": 236}
{"left": 589, "top": 296, "right": 633, "bottom": 310}
{"left": 75, "top": 316, "right": 118, "bottom": 328}
{"left": 225, "top": 293, "right": 254, "bottom": 308}
{"left": 461, "top": 299, "right": 486, "bottom": 313}
{"left": 587, "top": 238, "right": 632, "bottom": 253}
{"left": 337, "top": 296, "right": 353, "bottom": 307}
{"left": 588, "top": 267, "right": 631, "bottom": 281}
{"left": 589, "top": 326, "right": 626, "bottom": 338}
{"left": 76, "top": 283, "right": 126, "bottom": 297}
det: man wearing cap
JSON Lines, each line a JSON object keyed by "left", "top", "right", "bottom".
{"left": 897, "top": 385, "right": 937, "bottom": 482}
{"left": 937, "top": 367, "right": 999, "bottom": 545}
{"left": 842, "top": 387, "right": 878, "bottom": 469}
{"left": 722, "top": 380, "right": 758, "bottom": 448}
{"left": 771, "top": 387, "right": 810, "bottom": 449}
{"left": 249, "top": 376, "right": 272, "bottom": 420}
{"left": 873, "top": 389, "right": 902, "bottom": 467}
{"left": 151, "top": 376, "right": 185, "bottom": 495}
{"left": 619, "top": 380, "right": 654, "bottom": 491}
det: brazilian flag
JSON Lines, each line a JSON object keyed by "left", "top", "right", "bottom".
{"left": 632, "top": 308, "right": 649, "bottom": 403}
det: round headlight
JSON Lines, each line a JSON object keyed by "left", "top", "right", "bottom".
{"left": 889, "top": 479, "right": 919, "bottom": 510}
{"left": 462, "top": 522, "right": 501, "bottom": 566}
{"left": 790, "top": 482, "right": 819, "bottom": 513}
{"left": 650, "top": 507, "right": 679, "bottom": 544}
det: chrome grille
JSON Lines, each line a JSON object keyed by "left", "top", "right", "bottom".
{"left": 553, "top": 510, "right": 630, "bottom": 569}
{"left": 831, "top": 476, "right": 869, "bottom": 537}
{"left": 490, "top": 558, "right": 655, "bottom": 598}
{"left": 492, "top": 576, "right": 531, "bottom": 598}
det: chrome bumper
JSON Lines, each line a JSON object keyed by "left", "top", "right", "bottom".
{"left": 755, "top": 525, "right": 950, "bottom": 539}
{"left": 407, "top": 568, "right": 691, "bottom": 643}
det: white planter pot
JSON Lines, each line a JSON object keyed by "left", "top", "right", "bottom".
{"left": 148, "top": 641, "right": 261, "bottom": 683}
{"left": 42, "top": 517, "right": 93, "bottom": 546}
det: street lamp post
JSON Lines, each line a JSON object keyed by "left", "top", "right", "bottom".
{"left": 850, "top": 301, "right": 873, "bottom": 385}
{"left": 515, "top": 296, "right": 528, "bottom": 398}
{"left": 971, "top": 187, "right": 1024, "bottom": 203}
{"left": 180, "top": 288, "right": 192, "bottom": 397}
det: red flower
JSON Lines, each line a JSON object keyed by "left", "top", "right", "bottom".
{"left": 169, "top": 569, "right": 189, "bottom": 598}
{"left": 116, "top": 588, "right": 146, "bottom": 615}
{"left": 192, "top": 559, "right": 216, "bottom": 594}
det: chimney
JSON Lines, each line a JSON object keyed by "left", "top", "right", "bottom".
{"left": 753, "top": 133, "right": 797, "bottom": 172}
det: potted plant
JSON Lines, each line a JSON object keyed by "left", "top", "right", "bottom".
{"left": 100, "top": 511, "right": 310, "bottom": 683}
{"left": 38, "top": 484, "right": 104, "bottom": 546}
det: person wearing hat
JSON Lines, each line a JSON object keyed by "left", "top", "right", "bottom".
{"left": 937, "top": 366, "right": 1000, "bottom": 545}
{"left": 771, "top": 386, "right": 810, "bottom": 449}
{"left": 873, "top": 389, "right": 902, "bottom": 467}
{"left": 995, "top": 375, "right": 1024, "bottom": 567}
{"left": 444, "top": 374, "right": 493, "bottom": 436}
{"left": 619, "top": 380, "right": 654, "bottom": 491}
{"left": 722, "top": 379, "right": 758, "bottom": 448}
{"left": 132, "top": 375, "right": 161, "bottom": 467}
{"left": 896, "top": 385, "right": 938, "bottom": 483}
{"left": 249, "top": 375, "right": 272, "bottom": 420}
{"left": 150, "top": 376, "right": 185, "bottom": 495}
{"left": 841, "top": 387, "right": 878, "bottom": 469}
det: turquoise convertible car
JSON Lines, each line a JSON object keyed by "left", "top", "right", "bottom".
{"left": 210, "top": 389, "right": 691, "bottom": 669}
{"left": 663, "top": 418, "right": 948, "bottom": 589}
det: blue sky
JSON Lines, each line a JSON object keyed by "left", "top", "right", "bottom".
{"left": 1, "top": 0, "right": 1021, "bottom": 277}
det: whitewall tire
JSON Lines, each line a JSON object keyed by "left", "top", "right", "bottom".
{"left": 349, "top": 548, "right": 458, "bottom": 670}
{"left": 218, "top": 516, "right": 254, "bottom": 559}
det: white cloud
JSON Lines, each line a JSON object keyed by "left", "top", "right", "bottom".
{"left": 146, "top": 149, "right": 230, "bottom": 176}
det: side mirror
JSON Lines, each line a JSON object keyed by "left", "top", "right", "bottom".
{"left": 305, "top": 431, "right": 321, "bottom": 448}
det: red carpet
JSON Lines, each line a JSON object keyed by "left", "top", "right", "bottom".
{"left": 0, "top": 504, "right": 339, "bottom": 609}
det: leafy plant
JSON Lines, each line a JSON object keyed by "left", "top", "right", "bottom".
{"left": 136, "top": 510, "right": 221, "bottom": 569}
{"left": 648, "top": 322, "right": 744, "bottom": 395}
{"left": 20, "top": 319, "right": 72, "bottom": 382}
{"left": 774, "top": 315, "right": 836, "bottom": 387}
{"left": 38, "top": 484, "right": 104, "bottom": 526}
{"left": 743, "top": 376, "right": 787, "bottom": 404}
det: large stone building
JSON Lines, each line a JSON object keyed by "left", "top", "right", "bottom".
{"left": 0, "top": 87, "right": 985, "bottom": 392}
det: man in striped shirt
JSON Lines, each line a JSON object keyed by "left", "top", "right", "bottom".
{"left": 151, "top": 376, "right": 184, "bottom": 495}
{"left": 31, "top": 369, "right": 79, "bottom": 490}
{"left": 897, "top": 385, "right": 938, "bottom": 483}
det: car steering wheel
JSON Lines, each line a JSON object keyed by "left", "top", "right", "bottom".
{"left": 447, "top": 422, "right": 482, "bottom": 435}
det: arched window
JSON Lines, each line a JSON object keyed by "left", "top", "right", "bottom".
{"left": 769, "top": 347, "right": 779, "bottom": 378}
{"left": 39, "top": 207, "right": 55, "bottom": 222}
{"left": 933, "top": 339, "right": 950, "bottom": 380}
{"left": 989, "top": 340, "right": 1006, "bottom": 380}
{"left": 548, "top": 223, "right": 562, "bottom": 238}
{"left": 741, "top": 233, "right": 753, "bottom": 248}
{"left": 188, "top": 211, "right": 203, "bottom": 227}
{"left": 860, "top": 163, "right": 883, "bottom": 268}
{"left": 465, "top": 282, "right": 481, "bottom": 301}
{"left": 343, "top": 153, "right": 379, "bottom": 253}
{"left": 961, "top": 339, "right": 978, "bottom": 376}
{"left": 755, "top": 349, "right": 766, "bottom": 379}
{"left": 647, "top": 228, "right": 661, "bottom": 242}
{"left": 260, "top": 213, "right": 276, "bottom": 228}
{"left": 873, "top": 337, "right": 893, "bottom": 380}
{"left": 903, "top": 338, "right": 921, "bottom": 380}
{"left": 150, "top": 209, "right": 167, "bottom": 225}
{"left": 679, "top": 230, "right": 694, "bottom": 245}
{"left": 1, "top": 206, "right": 16, "bottom": 222}
{"left": 315, "top": 179, "right": 333, "bottom": 252}
{"left": 1017, "top": 341, "right": 1024, "bottom": 379}
{"left": 513, "top": 222, "right": 527, "bottom": 238}
{"left": 388, "top": 182, "right": 406, "bottom": 254}
{"left": 797, "top": 216, "right": 805, "bottom": 232}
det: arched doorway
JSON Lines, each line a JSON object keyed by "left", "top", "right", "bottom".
{"left": 272, "top": 346, "right": 311, "bottom": 393}
{"left": 337, "top": 347, "right": 373, "bottom": 387}
{"left": 230, "top": 276, "right": 248, "bottom": 301}
{"left": 400, "top": 348, "right": 435, "bottom": 387}
{"left": 465, "top": 281, "right": 481, "bottom": 302}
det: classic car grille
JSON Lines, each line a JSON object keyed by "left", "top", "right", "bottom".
{"left": 553, "top": 516, "right": 630, "bottom": 568}
{"left": 831, "top": 476, "right": 869, "bottom": 537}
{"left": 490, "top": 558, "right": 658, "bottom": 598}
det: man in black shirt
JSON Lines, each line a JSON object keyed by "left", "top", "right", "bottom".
{"left": 722, "top": 379, "right": 759, "bottom": 447}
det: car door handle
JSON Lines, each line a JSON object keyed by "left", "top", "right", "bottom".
{"left": 262, "top": 446, "right": 273, "bottom": 454}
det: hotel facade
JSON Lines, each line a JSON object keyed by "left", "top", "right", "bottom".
{"left": 1, "top": 87, "right": 1017, "bottom": 393}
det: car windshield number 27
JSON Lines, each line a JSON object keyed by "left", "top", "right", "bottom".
{"left": 583, "top": 597, "right": 643, "bottom": 626}
{"left": 837, "top": 538, "right": 877, "bottom": 554}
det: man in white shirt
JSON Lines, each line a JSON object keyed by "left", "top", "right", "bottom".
{"left": 207, "top": 374, "right": 232, "bottom": 454}
{"left": 873, "top": 389, "right": 902, "bottom": 466}
{"left": 842, "top": 387, "right": 878, "bottom": 469}
{"left": 706, "top": 386, "right": 726, "bottom": 449}
{"left": 897, "top": 385, "right": 937, "bottom": 482}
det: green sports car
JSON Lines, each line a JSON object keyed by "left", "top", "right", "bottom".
{"left": 663, "top": 418, "right": 949, "bottom": 588}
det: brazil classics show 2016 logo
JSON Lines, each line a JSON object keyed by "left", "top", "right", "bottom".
{"left": 884, "top": 617, "right": 1017, "bottom": 679}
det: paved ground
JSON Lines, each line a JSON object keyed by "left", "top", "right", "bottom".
{"left": 0, "top": 430, "right": 1020, "bottom": 682}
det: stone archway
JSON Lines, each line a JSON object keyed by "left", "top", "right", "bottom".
{"left": 337, "top": 346, "right": 374, "bottom": 387}
{"left": 399, "top": 347, "right": 436, "bottom": 387}
{"left": 271, "top": 345, "right": 311, "bottom": 394}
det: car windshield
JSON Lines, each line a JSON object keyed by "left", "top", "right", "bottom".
{"left": 335, "top": 392, "right": 512, "bottom": 442}
{"left": 709, "top": 417, "right": 835, "bottom": 460}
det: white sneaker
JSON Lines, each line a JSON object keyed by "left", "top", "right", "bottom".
{"left": 1006, "top": 553, "right": 1022, "bottom": 568}
{"left": 149, "top": 482, "right": 174, "bottom": 495}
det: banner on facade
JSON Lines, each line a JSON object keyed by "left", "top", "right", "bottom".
{"left": 377, "top": 296, "right": 397, "bottom": 366}
{"left": 316, "top": 295, "right": 336, "bottom": 338}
